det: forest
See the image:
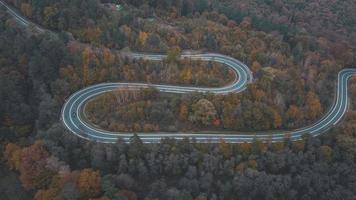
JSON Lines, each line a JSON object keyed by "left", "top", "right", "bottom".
{"left": 1, "top": 0, "right": 356, "bottom": 199}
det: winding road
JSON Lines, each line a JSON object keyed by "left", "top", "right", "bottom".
{"left": 2, "top": 0, "right": 356, "bottom": 143}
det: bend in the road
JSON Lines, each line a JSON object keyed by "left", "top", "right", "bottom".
{"left": 2, "top": 0, "right": 356, "bottom": 143}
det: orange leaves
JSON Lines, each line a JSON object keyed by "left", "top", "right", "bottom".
{"left": 213, "top": 119, "right": 221, "bottom": 127}
{"left": 85, "top": 27, "right": 102, "bottom": 44}
{"left": 77, "top": 168, "right": 102, "bottom": 199}
{"left": 4, "top": 143, "right": 22, "bottom": 170}
{"left": 287, "top": 105, "right": 301, "bottom": 121}
{"left": 305, "top": 91, "right": 322, "bottom": 120}
{"left": 19, "top": 141, "right": 51, "bottom": 190}
{"left": 221, "top": 102, "right": 235, "bottom": 129}
{"left": 120, "top": 189, "right": 138, "bottom": 200}
{"left": 138, "top": 31, "right": 148, "bottom": 46}
{"left": 4, "top": 141, "right": 52, "bottom": 190}
{"left": 82, "top": 47, "right": 91, "bottom": 85}
{"left": 102, "top": 48, "right": 114, "bottom": 65}
{"left": 34, "top": 189, "right": 58, "bottom": 200}
{"left": 254, "top": 89, "right": 266, "bottom": 102}
{"left": 272, "top": 110, "right": 282, "bottom": 129}
{"left": 179, "top": 103, "right": 189, "bottom": 121}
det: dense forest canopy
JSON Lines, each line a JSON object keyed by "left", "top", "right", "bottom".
{"left": 1, "top": 0, "right": 356, "bottom": 199}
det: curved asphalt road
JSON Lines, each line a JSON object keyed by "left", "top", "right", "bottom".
{"left": 2, "top": 0, "right": 356, "bottom": 143}
{"left": 61, "top": 52, "right": 254, "bottom": 143}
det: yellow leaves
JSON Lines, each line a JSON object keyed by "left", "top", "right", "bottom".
{"left": 43, "top": 6, "right": 58, "bottom": 27}
{"left": 319, "top": 145, "right": 333, "bottom": 162}
{"left": 238, "top": 142, "right": 252, "bottom": 155}
{"left": 180, "top": 68, "right": 192, "bottom": 84}
{"left": 251, "top": 61, "right": 261, "bottom": 73}
{"left": 82, "top": 48, "right": 91, "bottom": 67}
{"left": 166, "top": 46, "right": 182, "bottom": 63}
{"left": 219, "top": 140, "right": 232, "bottom": 158}
{"left": 271, "top": 142, "right": 285, "bottom": 152}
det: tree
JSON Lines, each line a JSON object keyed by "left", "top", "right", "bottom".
{"left": 204, "top": 32, "right": 217, "bottom": 50}
{"left": 4, "top": 143, "right": 22, "bottom": 170}
{"left": 138, "top": 31, "right": 148, "bottom": 46}
{"left": 82, "top": 47, "right": 91, "bottom": 85}
{"left": 195, "top": 194, "right": 208, "bottom": 200}
{"left": 85, "top": 27, "right": 102, "bottom": 44}
{"left": 287, "top": 105, "right": 301, "bottom": 121}
{"left": 179, "top": 103, "right": 189, "bottom": 121}
{"left": 102, "top": 48, "right": 114, "bottom": 65}
{"left": 305, "top": 92, "right": 322, "bottom": 120}
{"left": 34, "top": 189, "right": 58, "bottom": 200}
{"left": 19, "top": 141, "right": 52, "bottom": 190}
{"left": 251, "top": 61, "right": 261, "bottom": 73}
{"left": 219, "top": 140, "right": 232, "bottom": 158}
{"left": 272, "top": 110, "right": 282, "bottom": 128}
{"left": 60, "top": 182, "right": 80, "bottom": 200}
{"left": 146, "top": 33, "right": 165, "bottom": 51}
{"left": 319, "top": 145, "right": 333, "bottom": 162}
{"left": 189, "top": 99, "right": 217, "bottom": 126}
{"left": 196, "top": 0, "right": 208, "bottom": 13}
{"left": 222, "top": 102, "right": 235, "bottom": 128}
{"left": 20, "top": 3, "right": 32, "bottom": 17}
{"left": 166, "top": 47, "right": 181, "bottom": 63}
{"left": 43, "top": 6, "right": 58, "bottom": 28}
{"left": 120, "top": 189, "right": 138, "bottom": 200}
{"left": 181, "top": 68, "right": 193, "bottom": 84}
{"left": 128, "top": 134, "right": 145, "bottom": 159}
{"left": 77, "top": 168, "right": 102, "bottom": 199}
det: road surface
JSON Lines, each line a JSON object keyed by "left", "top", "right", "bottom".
{"left": 2, "top": 0, "right": 356, "bottom": 143}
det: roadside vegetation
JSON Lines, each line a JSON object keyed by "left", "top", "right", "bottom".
{"left": 1, "top": 0, "right": 356, "bottom": 199}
